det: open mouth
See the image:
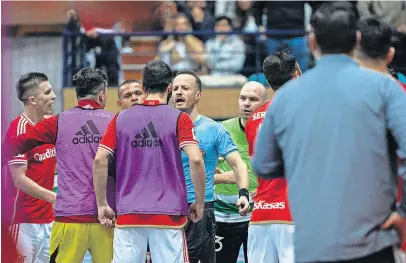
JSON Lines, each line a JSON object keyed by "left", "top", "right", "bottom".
{"left": 175, "top": 97, "right": 186, "bottom": 103}
{"left": 243, "top": 109, "right": 251, "bottom": 114}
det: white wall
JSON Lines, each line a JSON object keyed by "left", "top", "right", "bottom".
{"left": 3, "top": 36, "right": 63, "bottom": 126}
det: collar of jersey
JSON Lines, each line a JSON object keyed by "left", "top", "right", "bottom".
{"left": 194, "top": 114, "right": 202, "bottom": 126}
{"left": 21, "top": 113, "right": 35, "bottom": 126}
{"left": 77, "top": 100, "right": 102, "bottom": 109}
{"left": 142, "top": 100, "right": 165, "bottom": 106}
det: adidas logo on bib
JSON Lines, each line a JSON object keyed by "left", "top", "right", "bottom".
{"left": 72, "top": 120, "right": 103, "bottom": 144}
{"left": 131, "top": 122, "right": 163, "bottom": 148}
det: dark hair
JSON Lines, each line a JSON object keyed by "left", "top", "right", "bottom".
{"left": 16, "top": 72, "right": 49, "bottom": 103}
{"left": 175, "top": 70, "right": 202, "bottom": 92}
{"left": 119, "top": 79, "right": 140, "bottom": 87}
{"left": 72, "top": 68, "right": 108, "bottom": 98}
{"left": 215, "top": 16, "right": 233, "bottom": 27}
{"left": 358, "top": 17, "right": 392, "bottom": 60}
{"left": 310, "top": 2, "right": 358, "bottom": 54}
{"left": 263, "top": 50, "right": 297, "bottom": 90}
{"left": 142, "top": 60, "right": 172, "bottom": 94}
{"left": 234, "top": 4, "right": 250, "bottom": 30}
{"left": 387, "top": 65, "right": 398, "bottom": 80}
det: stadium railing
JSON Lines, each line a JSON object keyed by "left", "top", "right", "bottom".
{"left": 62, "top": 29, "right": 307, "bottom": 87}
{"left": 61, "top": 29, "right": 304, "bottom": 119}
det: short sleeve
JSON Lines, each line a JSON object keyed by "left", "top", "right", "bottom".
{"left": 177, "top": 112, "right": 198, "bottom": 149}
{"left": 8, "top": 153, "right": 28, "bottom": 166}
{"left": 99, "top": 114, "right": 118, "bottom": 155}
{"left": 215, "top": 124, "right": 238, "bottom": 158}
{"left": 6, "top": 119, "right": 28, "bottom": 166}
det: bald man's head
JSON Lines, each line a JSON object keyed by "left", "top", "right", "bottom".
{"left": 239, "top": 81, "right": 266, "bottom": 122}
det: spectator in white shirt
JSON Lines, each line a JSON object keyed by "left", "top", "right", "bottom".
{"left": 205, "top": 16, "right": 246, "bottom": 75}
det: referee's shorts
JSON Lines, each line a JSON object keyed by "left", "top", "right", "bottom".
{"left": 185, "top": 201, "right": 216, "bottom": 263}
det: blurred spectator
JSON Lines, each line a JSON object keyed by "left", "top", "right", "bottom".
{"left": 65, "top": 9, "right": 87, "bottom": 82}
{"left": 117, "top": 20, "right": 134, "bottom": 55}
{"left": 213, "top": 1, "right": 236, "bottom": 20}
{"left": 176, "top": 0, "right": 215, "bottom": 42}
{"left": 153, "top": 0, "right": 178, "bottom": 31}
{"left": 358, "top": 1, "right": 406, "bottom": 27}
{"left": 358, "top": 1, "right": 406, "bottom": 75}
{"left": 234, "top": 0, "right": 258, "bottom": 32}
{"left": 233, "top": 0, "right": 263, "bottom": 77}
{"left": 205, "top": 16, "right": 246, "bottom": 75}
{"left": 155, "top": 13, "right": 205, "bottom": 74}
{"left": 212, "top": 0, "right": 257, "bottom": 32}
{"left": 253, "top": 1, "right": 309, "bottom": 71}
{"left": 65, "top": 9, "right": 121, "bottom": 86}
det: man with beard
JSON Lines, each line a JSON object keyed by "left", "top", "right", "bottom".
{"left": 172, "top": 70, "right": 250, "bottom": 263}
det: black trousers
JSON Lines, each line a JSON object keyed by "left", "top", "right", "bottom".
{"left": 185, "top": 202, "right": 217, "bottom": 263}
{"left": 302, "top": 246, "right": 402, "bottom": 263}
{"left": 215, "top": 221, "right": 249, "bottom": 263}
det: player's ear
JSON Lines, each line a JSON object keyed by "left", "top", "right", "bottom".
{"left": 117, "top": 100, "right": 121, "bottom": 108}
{"left": 27, "top": 96, "right": 36, "bottom": 105}
{"left": 98, "top": 89, "right": 104, "bottom": 102}
{"left": 308, "top": 31, "right": 319, "bottom": 58}
{"left": 296, "top": 62, "right": 302, "bottom": 76}
{"left": 98, "top": 88, "right": 107, "bottom": 106}
{"left": 167, "top": 83, "right": 172, "bottom": 93}
{"left": 387, "top": 47, "right": 395, "bottom": 64}
{"left": 355, "top": 30, "right": 361, "bottom": 49}
{"left": 196, "top": 91, "right": 201, "bottom": 101}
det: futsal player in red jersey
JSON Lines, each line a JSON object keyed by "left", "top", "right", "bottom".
{"left": 246, "top": 51, "right": 301, "bottom": 263}
{"left": 5, "top": 72, "right": 57, "bottom": 263}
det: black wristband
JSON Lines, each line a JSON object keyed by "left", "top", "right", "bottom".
{"left": 239, "top": 188, "right": 249, "bottom": 200}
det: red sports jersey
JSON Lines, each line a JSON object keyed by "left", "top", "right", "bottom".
{"left": 245, "top": 100, "right": 293, "bottom": 224}
{"left": 246, "top": 100, "right": 272, "bottom": 157}
{"left": 99, "top": 100, "right": 198, "bottom": 228}
{"left": 6, "top": 114, "right": 56, "bottom": 224}
{"left": 9, "top": 100, "right": 109, "bottom": 224}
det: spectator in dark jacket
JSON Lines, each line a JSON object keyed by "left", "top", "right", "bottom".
{"left": 253, "top": 1, "right": 309, "bottom": 71}
{"left": 175, "top": 0, "right": 215, "bottom": 42}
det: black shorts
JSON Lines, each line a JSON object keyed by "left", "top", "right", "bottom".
{"left": 215, "top": 221, "right": 249, "bottom": 263}
{"left": 185, "top": 202, "right": 217, "bottom": 263}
